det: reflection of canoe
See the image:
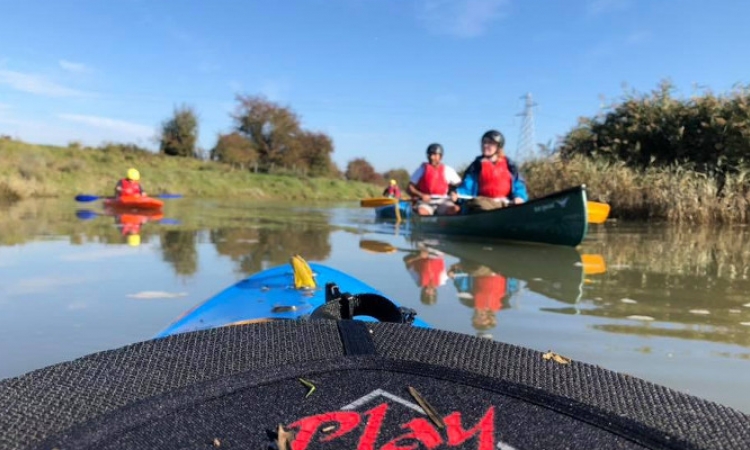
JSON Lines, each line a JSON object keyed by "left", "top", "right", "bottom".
{"left": 157, "top": 262, "right": 429, "bottom": 337}
{"left": 375, "top": 202, "right": 411, "bottom": 220}
{"left": 422, "top": 238, "right": 585, "bottom": 305}
{"left": 411, "top": 185, "right": 588, "bottom": 247}
{"left": 103, "top": 196, "right": 164, "bottom": 211}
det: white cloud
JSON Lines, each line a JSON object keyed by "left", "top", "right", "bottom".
{"left": 59, "top": 59, "right": 89, "bottom": 73}
{"left": 0, "top": 69, "right": 86, "bottom": 97}
{"left": 587, "top": 0, "right": 631, "bottom": 16}
{"left": 418, "top": 0, "right": 509, "bottom": 38}
{"left": 58, "top": 114, "right": 154, "bottom": 139}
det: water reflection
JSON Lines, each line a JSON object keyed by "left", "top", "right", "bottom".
{"left": 363, "top": 237, "right": 593, "bottom": 337}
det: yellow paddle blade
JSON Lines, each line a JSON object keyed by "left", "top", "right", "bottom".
{"left": 581, "top": 254, "right": 607, "bottom": 275}
{"left": 290, "top": 254, "right": 316, "bottom": 289}
{"left": 359, "top": 239, "right": 398, "bottom": 254}
{"left": 360, "top": 197, "right": 399, "bottom": 208}
{"left": 587, "top": 201, "right": 611, "bottom": 224}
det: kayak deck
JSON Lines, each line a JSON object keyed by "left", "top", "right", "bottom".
{"left": 157, "top": 262, "right": 429, "bottom": 337}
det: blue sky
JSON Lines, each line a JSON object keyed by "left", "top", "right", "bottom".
{"left": 1, "top": 0, "right": 749, "bottom": 172}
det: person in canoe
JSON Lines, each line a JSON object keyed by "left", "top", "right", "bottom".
{"left": 407, "top": 143, "right": 461, "bottom": 216}
{"left": 115, "top": 168, "right": 146, "bottom": 199}
{"left": 450, "top": 130, "right": 528, "bottom": 212}
{"left": 382, "top": 179, "right": 401, "bottom": 198}
{"left": 403, "top": 247, "right": 448, "bottom": 305}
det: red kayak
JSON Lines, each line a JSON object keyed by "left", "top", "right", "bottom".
{"left": 103, "top": 195, "right": 164, "bottom": 211}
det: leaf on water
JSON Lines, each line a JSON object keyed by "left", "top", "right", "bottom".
{"left": 689, "top": 309, "right": 711, "bottom": 315}
{"left": 620, "top": 298, "right": 638, "bottom": 304}
{"left": 408, "top": 386, "right": 445, "bottom": 429}
{"left": 542, "top": 351, "right": 571, "bottom": 365}
{"left": 627, "top": 315, "right": 655, "bottom": 321}
{"left": 277, "top": 424, "right": 295, "bottom": 450}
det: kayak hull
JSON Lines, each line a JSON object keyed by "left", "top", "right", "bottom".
{"left": 375, "top": 202, "right": 411, "bottom": 220}
{"left": 103, "top": 196, "right": 164, "bottom": 211}
{"left": 157, "top": 262, "right": 429, "bottom": 337}
{"left": 411, "top": 185, "right": 589, "bottom": 247}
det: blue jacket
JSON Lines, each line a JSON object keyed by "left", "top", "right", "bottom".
{"left": 455, "top": 156, "right": 529, "bottom": 201}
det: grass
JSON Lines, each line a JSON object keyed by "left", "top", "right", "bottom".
{"left": 523, "top": 154, "right": 750, "bottom": 224}
{"left": 0, "top": 139, "right": 381, "bottom": 203}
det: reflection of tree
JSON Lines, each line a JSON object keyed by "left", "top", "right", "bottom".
{"left": 160, "top": 230, "right": 198, "bottom": 276}
{"left": 211, "top": 223, "right": 331, "bottom": 275}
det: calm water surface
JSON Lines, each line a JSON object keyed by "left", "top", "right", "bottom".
{"left": 1, "top": 199, "right": 749, "bottom": 413}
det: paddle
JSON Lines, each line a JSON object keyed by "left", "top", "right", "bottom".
{"left": 75, "top": 193, "right": 183, "bottom": 202}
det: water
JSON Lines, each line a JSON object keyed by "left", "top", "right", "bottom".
{"left": 1, "top": 199, "right": 750, "bottom": 413}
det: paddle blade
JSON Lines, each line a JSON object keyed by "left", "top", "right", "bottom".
{"left": 587, "top": 201, "right": 611, "bottom": 224}
{"left": 581, "top": 254, "right": 607, "bottom": 275}
{"left": 75, "top": 209, "right": 99, "bottom": 220}
{"left": 75, "top": 194, "right": 100, "bottom": 202}
{"left": 156, "top": 193, "right": 183, "bottom": 199}
{"left": 361, "top": 197, "right": 398, "bottom": 208}
{"left": 359, "top": 239, "right": 397, "bottom": 254}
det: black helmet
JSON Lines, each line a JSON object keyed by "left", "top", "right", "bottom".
{"left": 481, "top": 130, "right": 505, "bottom": 148}
{"left": 426, "top": 143, "right": 444, "bottom": 156}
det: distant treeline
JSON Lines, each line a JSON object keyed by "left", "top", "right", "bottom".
{"left": 156, "top": 96, "right": 409, "bottom": 187}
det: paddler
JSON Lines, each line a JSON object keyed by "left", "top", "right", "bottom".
{"left": 450, "top": 130, "right": 528, "bottom": 212}
{"left": 382, "top": 179, "right": 401, "bottom": 198}
{"left": 407, "top": 143, "right": 461, "bottom": 216}
{"left": 115, "top": 168, "right": 146, "bottom": 199}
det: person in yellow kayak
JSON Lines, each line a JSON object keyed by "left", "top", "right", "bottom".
{"left": 450, "top": 130, "right": 528, "bottom": 212}
{"left": 407, "top": 143, "right": 461, "bottom": 216}
{"left": 115, "top": 168, "right": 146, "bottom": 199}
{"left": 382, "top": 179, "right": 401, "bottom": 198}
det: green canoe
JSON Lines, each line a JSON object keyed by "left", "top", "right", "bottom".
{"left": 410, "top": 185, "right": 589, "bottom": 247}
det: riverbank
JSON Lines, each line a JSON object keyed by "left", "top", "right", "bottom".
{"left": 523, "top": 154, "right": 750, "bottom": 224}
{"left": 0, "top": 140, "right": 380, "bottom": 203}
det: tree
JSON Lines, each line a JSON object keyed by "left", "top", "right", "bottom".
{"left": 160, "top": 105, "right": 199, "bottom": 157}
{"left": 232, "top": 95, "right": 301, "bottom": 170}
{"left": 294, "top": 131, "right": 338, "bottom": 177}
{"left": 345, "top": 158, "right": 383, "bottom": 184}
{"left": 211, "top": 132, "right": 258, "bottom": 170}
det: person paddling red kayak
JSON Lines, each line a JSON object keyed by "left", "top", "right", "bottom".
{"left": 115, "top": 168, "right": 146, "bottom": 199}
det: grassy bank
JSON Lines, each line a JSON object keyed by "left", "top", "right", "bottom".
{"left": 0, "top": 140, "right": 381, "bottom": 203}
{"left": 523, "top": 154, "right": 750, "bottom": 223}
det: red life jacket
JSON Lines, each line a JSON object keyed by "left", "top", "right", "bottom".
{"left": 416, "top": 163, "right": 449, "bottom": 196}
{"left": 119, "top": 215, "right": 145, "bottom": 236}
{"left": 413, "top": 257, "right": 446, "bottom": 288}
{"left": 119, "top": 179, "right": 142, "bottom": 197}
{"left": 478, "top": 158, "right": 512, "bottom": 198}
{"left": 385, "top": 185, "right": 401, "bottom": 197}
{"left": 473, "top": 275, "right": 507, "bottom": 312}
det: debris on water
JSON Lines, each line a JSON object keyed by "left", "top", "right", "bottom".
{"left": 532, "top": 277, "right": 543, "bottom": 281}
{"left": 627, "top": 315, "right": 655, "bottom": 321}
{"left": 620, "top": 298, "right": 638, "bottom": 304}
{"left": 277, "top": 424, "right": 295, "bottom": 450}
{"left": 689, "top": 309, "right": 711, "bottom": 315}
{"left": 127, "top": 291, "right": 188, "bottom": 299}
{"left": 212, "top": 437, "right": 221, "bottom": 447}
{"left": 299, "top": 378, "right": 316, "bottom": 398}
{"left": 729, "top": 309, "right": 742, "bottom": 314}
{"left": 542, "top": 351, "right": 571, "bottom": 365}
{"left": 744, "top": 303, "right": 750, "bottom": 308}
{"left": 482, "top": 246, "right": 493, "bottom": 251}
{"left": 740, "top": 322, "right": 750, "bottom": 326}
{"left": 272, "top": 305, "right": 297, "bottom": 313}
{"left": 408, "top": 386, "right": 445, "bottom": 429}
